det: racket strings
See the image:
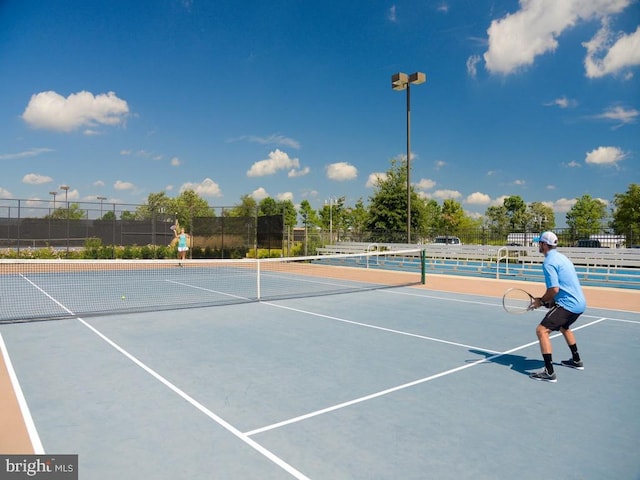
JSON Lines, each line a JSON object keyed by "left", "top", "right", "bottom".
{"left": 503, "top": 289, "right": 534, "bottom": 313}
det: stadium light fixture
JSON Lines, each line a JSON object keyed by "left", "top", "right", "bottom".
{"left": 97, "top": 196, "right": 107, "bottom": 218}
{"left": 391, "top": 72, "right": 426, "bottom": 243}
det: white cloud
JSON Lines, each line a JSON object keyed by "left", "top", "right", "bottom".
{"left": 288, "top": 166, "right": 310, "bottom": 178}
{"left": 366, "top": 172, "right": 387, "bottom": 188}
{"left": 93, "top": 180, "right": 105, "bottom": 187}
{"left": 22, "top": 90, "right": 129, "bottom": 133}
{"left": 553, "top": 197, "right": 577, "bottom": 213}
{"left": 114, "top": 180, "right": 135, "bottom": 190}
{"left": 433, "top": 189, "right": 462, "bottom": 200}
{"left": 276, "top": 192, "right": 294, "bottom": 201}
{"left": 181, "top": 178, "right": 222, "bottom": 197}
{"left": 594, "top": 105, "right": 639, "bottom": 128}
{"left": 466, "top": 192, "right": 491, "bottom": 205}
{"left": 235, "top": 134, "right": 301, "bottom": 149}
{"left": 493, "top": 195, "right": 510, "bottom": 206}
{"left": 388, "top": 5, "right": 397, "bottom": 22}
{"left": 585, "top": 146, "right": 627, "bottom": 166}
{"left": 584, "top": 22, "right": 640, "bottom": 78}
{"left": 437, "top": 3, "right": 449, "bottom": 14}
{"left": 466, "top": 55, "right": 481, "bottom": 78}
{"left": 416, "top": 178, "right": 436, "bottom": 190}
{"left": 57, "top": 188, "right": 79, "bottom": 201}
{"left": 434, "top": 160, "right": 446, "bottom": 169}
{"left": 247, "top": 149, "right": 301, "bottom": 177}
{"left": 484, "top": 0, "right": 630, "bottom": 75}
{"left": 0, "top": 148, "right": 54, "bottom": 160}
{"left": 544, "top": 96, "right": 577, "bottom": 108}
{"left": 326, "top": 162, "right": 357, "bottom": 181}
{"left": 566, "top": 160, "right": 582, "bottom": 168}
{"left": 22, "top": 173, "right": 53, "bottom": 185}
{"left": 0, "top": 187, "right": 13, "bottom": 197}
{"left": 171, "top": 157, "right": 181, "bottom": 167}
{"left": 251, "top": 187, "right": 269, "bottom": 200}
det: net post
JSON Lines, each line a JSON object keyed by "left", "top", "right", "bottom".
{"left": 421, "top": 248, "right": 426, "bottom": 284}
{"left": 256, "top": 258, "right": 261, "bottom": 300}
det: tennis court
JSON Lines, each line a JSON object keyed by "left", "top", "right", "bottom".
{"left": 1, "top": 254, "right": 639, "bottom": 479}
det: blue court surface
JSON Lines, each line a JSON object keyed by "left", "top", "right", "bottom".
{"left": 1, "top": 285, "right": 639, "bottom": 479}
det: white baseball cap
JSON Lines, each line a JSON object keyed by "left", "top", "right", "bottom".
{"left": 538, "top": 231, "right": 558, "bottom": 246}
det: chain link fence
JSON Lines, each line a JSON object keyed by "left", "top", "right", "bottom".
{"left": 1, "top": 197, "right": 637, "bottom": 258}
{"left": 0, "top": 199, "right": 283, "bottom": 258}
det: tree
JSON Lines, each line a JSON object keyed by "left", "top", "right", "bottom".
{"left": 258, "top": 196, "right": 297, "bottom": 236}
{"left": 528, "top": 202, "right": 555, "bottom": 232}
{"left": 484, "top": 205, "right": 509, "bottom": 236}
{"left": 298, "top": 199, "right": 320, "bottom": 255}
{"left": 48, "top": 203, "right": 86, "bottom": 220}
{"left": 172, "top": 189, "right": 213, "bottom": 227}
{"left": 366, "top": 158, "right": 428, "bottom": 241}
{"left": 440, "top": 199, "right": 466, "bottom": 234}
{"left": 279, "top": 200, "right": 297, "bottom": 228}
{"left": 318, "top": 197, "right": 346, "bottom": 240}
{"left": 298, "top": 200, "right": 319, "bottom": 230}
{"left": 416, "top": 198, "right": 442, "bottom": 239}
{"left": 343, "top": 198, "right": 369, "bottom": 241}
{"left": 227, "top": 194, "right": 257, "bottom": 217}
{"left": 136, "top": 192, "right": 173, "bottom": 220}
{"left": 258, "top": 197, "right": 278, "bottom": 216}
{"left": 611, "top": 183, "right": 640, "bottom": 243}
{"left": 503, "top": 195, "right": 528, "bottom": 230}
{"left": 135, "top": 190, "right": 213, "bottom": 228}
{"left": 566, "top": 194, "right": 608, "bottom": 236}
{"left": 101, "top": 210, "right": 116, "bottom": 221}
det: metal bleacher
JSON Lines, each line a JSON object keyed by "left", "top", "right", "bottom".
{"left": 317, "top": 242, "right": 640, "bottom": 289}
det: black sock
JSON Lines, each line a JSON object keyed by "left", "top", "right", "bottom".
{"left": 569, "top": 344, "right": 581, "bottom": 362}
{"left": 543, "top": 354, "right": 554, "bottom": 374}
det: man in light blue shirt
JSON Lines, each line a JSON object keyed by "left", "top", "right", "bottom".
{"left": 529, "top": 231, "right": 587, "bottom": 383}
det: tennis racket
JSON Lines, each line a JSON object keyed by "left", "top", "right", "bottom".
{"left": 502, "top": 288, "right": 539, "bottom": 314}
{"left": 170, "top": 225, "right": 177, "bottom": 231}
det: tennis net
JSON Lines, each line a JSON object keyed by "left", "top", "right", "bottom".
{"left": 0, "top": 249, "right": 424, "bottom": 323}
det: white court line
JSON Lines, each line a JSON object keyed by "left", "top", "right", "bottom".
{"left": 380, "top": 289, "right": 640, "bottom": 323}
{"left": 165, "top": 279, "right": 252, "bottom": 301}
{"left": 244, "top": 311, "right": 608, "bottom": 437}
{"left": 18, "top": 276, "right": 310, "bottom": 480}
{"left": 76, "top": 318, "right": 310, "bottom": 480}
{"left": 383, "top": 287, "right": 640, "bottom": 316}
{"left": 263, "top": 302, "right": 502, "bottom": 354}
{"left": 0, "top": 333, "right": 45, "bottom": 454}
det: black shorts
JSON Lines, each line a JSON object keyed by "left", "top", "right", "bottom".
{"left": 540, "top": 305, "right": 581, "bottom": 331}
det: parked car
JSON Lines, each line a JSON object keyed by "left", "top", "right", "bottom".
{"left": 575, "top": 239, "right": 602, "bottom": 248}
{"left": 433, "top": 236, "right": 462, "bottom": 245}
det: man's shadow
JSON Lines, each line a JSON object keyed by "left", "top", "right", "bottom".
{"left": 468, "top": 349, "right": 544, "bottom": 377}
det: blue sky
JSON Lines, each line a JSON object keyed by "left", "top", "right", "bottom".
{"left": 1, "top": 0, "right": 639, "bottom": 226}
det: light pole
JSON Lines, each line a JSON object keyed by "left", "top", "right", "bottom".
{"left": 59, "top": 185, "right": 70, "bottom": 205}
{"left": 97, "top": 196, "right": 107, "bottom": 218}
{"left": 59, "top": 185, "right": 70, "bottom": 254}
{"left": 325, "top": 197, "right": 337, "bottom": 244}
{"left": 392, "top": 71, "right": 426, "bottom": 243}
{"left": 49, "top": 191, "right": 57, "bottom": 214}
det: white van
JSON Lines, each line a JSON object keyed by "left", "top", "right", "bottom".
{"left": 433, "top": 236, "right": 462, "bottom": 245}
{"left": 588, "top": 234, "right": 625, "bottom": 248}
{"left": 506, "top": 233, "right": 539, "bottom": 247}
